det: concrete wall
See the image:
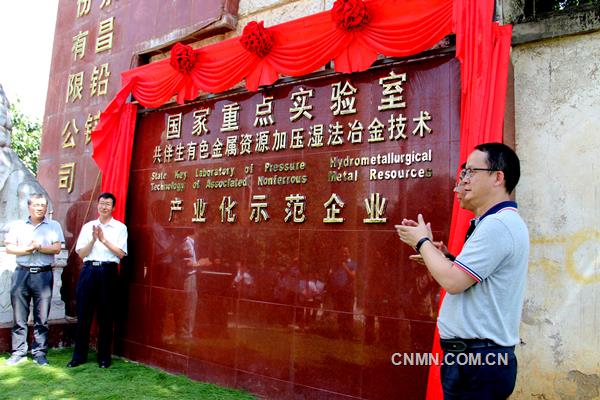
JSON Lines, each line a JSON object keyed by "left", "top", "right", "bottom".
{"left": 512, "top": 30, "right": 600, "bottom": 399}
{"left": 237, "top": 0, "right": 333, "bottom": 33}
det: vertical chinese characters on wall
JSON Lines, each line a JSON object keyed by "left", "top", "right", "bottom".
{"left": 59, "top": 0, "right": 115, "bottom": 194}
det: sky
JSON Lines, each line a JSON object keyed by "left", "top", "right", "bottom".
{"left": 0, "top": 1, "right": 59, "bottom": 121}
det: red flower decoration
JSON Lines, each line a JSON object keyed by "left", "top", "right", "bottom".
{"left": 240, "top": 21, "right": 274, "bottom": 58}
{"left": 170, "top": 43, "right": 198, "bottom": 74}
{"left": 332, "top": 0, "right": 370, "bottom": 31}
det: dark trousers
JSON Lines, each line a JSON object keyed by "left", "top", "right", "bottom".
{"left": 72, "top": 263, "right": 117, "bottom": 364}
{"left": 330, "top": 288, "right": 354, "bottom": 337}
{"left": 441, "top": 346, "right": 517, "bottom": 400}
{"left": 10, "top": 268, "right": 53, "bottom": 357}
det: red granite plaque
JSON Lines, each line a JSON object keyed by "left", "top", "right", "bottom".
{"left": 121, "top": 53, "right": 460, "bottom": 399}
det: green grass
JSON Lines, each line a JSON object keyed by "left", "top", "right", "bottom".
{"left": 0, "top": 348, "right": 255, "bottom": 400}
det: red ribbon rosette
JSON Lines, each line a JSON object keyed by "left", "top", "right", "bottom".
{"left": 240, "top": 21, "right": 274, "bottom": 58}
{"left": 332, "top": 0, "right": 370, "bottom": 31}
{"left": 169, "top": 42, "right": 198, "bottom": 74}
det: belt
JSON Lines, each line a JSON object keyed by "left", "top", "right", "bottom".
{"left": 440, "top": 338, "right": 512, "bottom": 353}
{"left": 84, "top": 261, "right": 118, "bottom": 267}
{"left": 16, "top": 265, "right": 52, "bottom": 273}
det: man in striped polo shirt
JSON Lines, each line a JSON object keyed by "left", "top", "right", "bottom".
{"left": 396, "top": 143, "right": 529, "bottom": 399}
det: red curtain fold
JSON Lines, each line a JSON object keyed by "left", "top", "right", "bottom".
{"left": 91, "top": 102, "right": 137, "bottom": 222}
{"left": 108, "top": 0, "right": 454, "bottom": 108}
{"left": 89, "top": 1, "right": 513, "bottom": 398}
{"left": 334, "top": 0, "right": 453, "bottom": 72}
{"left": 450, "top": 7, "right": 512, "bottom": 254}
{"left": 93, "top": 0, "right": 455, "bottom": 160}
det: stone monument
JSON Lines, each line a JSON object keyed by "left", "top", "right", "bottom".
{"left": 0, "top": 83, "right": 67, "bottom": 323}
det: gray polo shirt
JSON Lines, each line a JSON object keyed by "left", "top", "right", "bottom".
{"left": 5, "top": 217, "right": 65, "bottom": 267}
{"left": 438, "top": 201, "right": 529, "bottom": 346}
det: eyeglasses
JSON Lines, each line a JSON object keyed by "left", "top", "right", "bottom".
{"left": 458, "top": 167, "right": 498, "bottom": 181}
{"left": 454, "top": 166, "right": 499, "bottom": 189}
{"left": 98, "top": 201, "right": 114, "bottom": 207}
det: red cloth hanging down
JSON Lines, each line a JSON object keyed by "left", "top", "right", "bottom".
{"left": 89, "top": 1, "right": 513, "bottom": 398}
{"left": 91, "top": 102, "right": 137, "bottom": 222}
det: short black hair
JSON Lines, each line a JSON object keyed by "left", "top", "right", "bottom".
{"left": 474, "top": 142, "right": 520, "bottom": 194}
{"left": 27, "top": 193, "right": 48, "bottom": 206}
{"left": 98, "top": 192, "right": 116, "bottom": 207}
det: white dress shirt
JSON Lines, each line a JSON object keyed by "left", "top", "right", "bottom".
{"left": 75, "top": 217, "right": 128, "bottom": 263}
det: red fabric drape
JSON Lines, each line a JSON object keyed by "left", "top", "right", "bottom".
{"left": 91, "top": 102, "right": 137, "bottom": 221}
{"left": 127, "top": 0, "right": 453, "bottom": 95}
{"left": 93, "top": 0, "right": 453, "bottom": 142}
{"left": 424, "top": 2, "right": 512, "bottom": 399}
{"left": 89, "top": 1, "right": 513, "bottom": 398}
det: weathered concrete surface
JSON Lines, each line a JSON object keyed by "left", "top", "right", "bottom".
{"left": 510, "top": 4, "right": 600, "bottom": 45}
{"left": 236, "top": 0, "right": 327, "bottom": 36}
{"left": 239, "top": 0, "right": 329, "bottom": 19}
{"left": 194, "top": 0, "right": 329, "bottom": 41}
{"left": 512, "top": 30, "right": 600, "bottom": 400}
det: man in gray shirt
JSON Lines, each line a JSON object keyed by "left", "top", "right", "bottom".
{"left": 396, "top": 143, "right": 529, "bottom": 399}
{"left": 4, "top": 193, "right": 64, "bottom": 366}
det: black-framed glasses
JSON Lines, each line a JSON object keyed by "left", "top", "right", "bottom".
{"left": 458, "top": 167, "right": 498, "bottom": 182}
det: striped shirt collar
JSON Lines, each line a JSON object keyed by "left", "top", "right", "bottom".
{"left": 474, "top": 201, "right": 518, "bottom": 226}
{"left": 464, "top": 200, "right": 519, "bottom": 244}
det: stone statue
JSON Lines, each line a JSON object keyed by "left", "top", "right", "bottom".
{"left": 0, "top": 83, "right": 52, "bottom": 245}
{"left": 0, "top": 83, "right": 66, "bottom": 323}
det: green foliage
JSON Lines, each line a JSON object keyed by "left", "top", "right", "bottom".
{"left": 0, "top": 349, "right": 255, "bottom": 400}
{"left": 8, "top": 100, "right": 41, "bottom": 175}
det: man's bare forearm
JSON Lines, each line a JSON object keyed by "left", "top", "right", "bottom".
{"left": 100, "top": 238, "right": 126, "bottom": 259}
{"left": 77, "top": 239, "right": 95, "bottom": 259}
{"left": 38, "top": 242, "right": 62, "bottom": 255}
{"left": 419, "top": 240, "right": 475, "bottom": 294}
{"left": 5, "top": 243, "right": 34, "bottom": 256}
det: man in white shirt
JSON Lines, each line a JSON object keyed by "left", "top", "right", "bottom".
{"left": 67, "top": 192, "right": 128, "bottom": 369}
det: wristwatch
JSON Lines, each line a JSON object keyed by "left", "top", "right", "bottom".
{"left": 415, "top": 237, "right": 431, "bottom": 253}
